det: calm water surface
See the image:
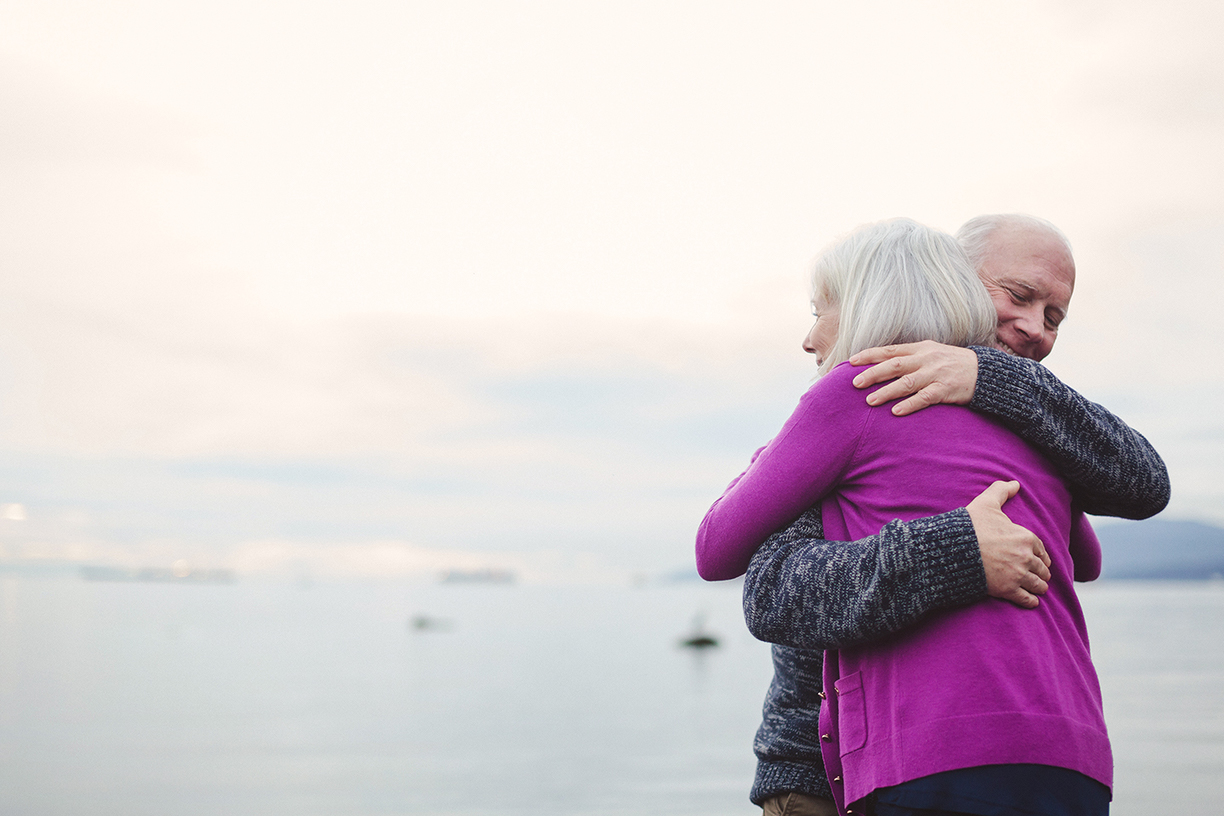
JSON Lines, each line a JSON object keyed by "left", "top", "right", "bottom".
{"left": 0, "top": 576, "right": 1219, "bottom": 815}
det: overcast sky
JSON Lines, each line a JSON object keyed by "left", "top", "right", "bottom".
{"left": 0, "top": 1, "right": 1220, "bottom": 580}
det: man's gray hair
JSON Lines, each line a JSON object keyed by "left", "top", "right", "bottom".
{"left": 956, "top": 213, "right": 1073, "bottom": 274}
{"left": 813, "top": 218, "right": 997, "bottom": 375}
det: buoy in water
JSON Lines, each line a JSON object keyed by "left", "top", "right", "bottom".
{"left": 679, "top": 613, "right": 720, "bottom": 649}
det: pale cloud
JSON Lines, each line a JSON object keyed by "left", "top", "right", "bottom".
{"left": 0, "top": 2, "right": 1219, "bottom": 576}
{"left": 0, "top": 55, "right": 194, "bottom": 168}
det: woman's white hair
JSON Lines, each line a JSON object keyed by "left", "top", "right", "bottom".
{"left": 956, "top": 213, "right": 1072, "bottom": 274}
{"left": 813, "top": 218, "right": 997, "bottom": 375}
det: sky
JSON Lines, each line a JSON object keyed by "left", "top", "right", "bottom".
{"left": 0, "top": 0, "right": 1220, "bottom": 582}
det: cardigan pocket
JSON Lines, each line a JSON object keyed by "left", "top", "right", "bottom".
{"left": 835, "top": 671, "right": 867, "bottom": 754}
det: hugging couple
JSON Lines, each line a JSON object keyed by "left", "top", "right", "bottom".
{"left": 696, "top": 215, "right": 1170, "bottom": 816}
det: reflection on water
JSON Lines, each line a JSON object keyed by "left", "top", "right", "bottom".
{"left": 0, "top": 577, "right": 1219, "bottom": 815}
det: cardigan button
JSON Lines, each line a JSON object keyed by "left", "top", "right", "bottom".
{"left": 818, "top": 691, "right": 827, "bottom": 699}
{"left": 833, "top": 776, "right": 842, "bottom": 783}
{"left": 820, "top": 733, "right": 831, "bottom": 741}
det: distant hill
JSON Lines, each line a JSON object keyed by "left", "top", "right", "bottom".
{"left": 1097, "top": 518, "right": 1224, "bottom": 580}
{"left": 665, "top": 518, "right": 1224, "bottom": 584}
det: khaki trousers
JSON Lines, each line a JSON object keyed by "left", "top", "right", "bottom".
{"left": 760, "top": 792, "right": 838, "bottom": 816}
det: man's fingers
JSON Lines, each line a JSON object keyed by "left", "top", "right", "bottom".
{"left": 849, "top": 342, "right": 978, "bottom": 412}
{"left": 848, "top": 343, "right": 923, "bottom": 368}
{"left": 863, "top": 373, "right": 928, "bottom": 406}
{"left": 1002, "top": 587, "right": 1041, "bottom": 609}
{"left": 889, "top": 388, "right": 940, "bottom": 417}
{"left": 1021, "top": 570, "right": 1049, "bottom": 596}
{"left": 970, "top": 477, "right": 1052, "bottom": 611}
{"left": 995, "top": 479, "right": 1022, "bottom": 502}
{"left": 974, "top": 480, "right": 1021, "bottom": 510}
{"left": 1031, "top": 554, "right": 1051, "bottom": 583}
{"left": 853, "top": 356, "right": 920, "bottom": 391}
{"left": 1034, "top": 540, "right": 1052, "bottom": 570}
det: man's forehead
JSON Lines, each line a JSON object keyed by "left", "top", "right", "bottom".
{"left": 987, "top": 227, "right": 1075, "bottom": 289}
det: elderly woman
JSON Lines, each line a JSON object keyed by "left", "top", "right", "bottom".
{"left": 695, "top": 219, "right": 1110, "bottom": 816}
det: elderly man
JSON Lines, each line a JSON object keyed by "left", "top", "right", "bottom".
{"left": 743, "top": 214, "right": 1169, "bottom": 816}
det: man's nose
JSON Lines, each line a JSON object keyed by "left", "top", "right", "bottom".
{"left": 1014, "top": 309, "right": 1046, "bottom": 344}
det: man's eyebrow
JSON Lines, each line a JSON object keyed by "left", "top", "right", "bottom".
{"left": 999, "top": 277, "right": 1068, "bottom": 321}
{"left": 1002, "top": 279, "right": 1038, "bottom": 297}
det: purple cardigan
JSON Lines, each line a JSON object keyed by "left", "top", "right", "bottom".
{"left": 696, "top": 362, "right": 1110, "bottom": 811}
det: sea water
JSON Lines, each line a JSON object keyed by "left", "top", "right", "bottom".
{"left": 0, "top": 575, "right": 1219, "bottom": 815}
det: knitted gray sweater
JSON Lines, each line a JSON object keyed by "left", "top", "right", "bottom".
{"left": 742, "top": 347, "right": 1170, "bottom": 805}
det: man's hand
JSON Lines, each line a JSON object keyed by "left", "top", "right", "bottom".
{"left": 966, "top": 480, "right": 1052, "bottom": 609}
{"left": 848, "top": 341, "right": 979, "bottom": 416}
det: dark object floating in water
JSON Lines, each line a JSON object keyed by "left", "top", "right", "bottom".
{"left": 679, "top": 613, "right": 720, "bottom": 649}
{"left": 680, "top": 633, "right": 719, "bottom": 649}
{"left": 410, "top": 614, "right": 454, "bottom": 633}
{"left": 439, "top": 568, "right": 515, "bottom": 584}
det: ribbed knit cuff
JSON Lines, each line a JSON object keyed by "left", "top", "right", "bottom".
{"left": 968, "top": 346, "right": 1040, "bottom": 427}
{"left": 898, "top": 507, "right": 988, "bottom": 609}
{"left": 751, "top": 760, "right": 834, "bottom": 806}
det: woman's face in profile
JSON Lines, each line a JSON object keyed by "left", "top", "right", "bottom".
{"left": 803, "top": 292, "right": 840, "bottom": 365}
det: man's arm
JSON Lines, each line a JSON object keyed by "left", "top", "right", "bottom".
{"left": 968, "top": 347, "right": 1169, "bottom": 519}
{"left": 745, "top": 478, "right": 1054, "bottom": 650}
{"left": 743, "top": 481, "right": 1054, "bottom": 650}
{"left": 746, "top": 341, "right": 1161, "bottom": 651}
{"left": 743, "top": 506, "right": 981, "bottom": 649}
{"left": 849, "top": 342, "right": 1170, "bottom": 518}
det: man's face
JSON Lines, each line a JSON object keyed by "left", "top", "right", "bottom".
{"left": 977, "top": 226, "right": 1076, "bottom": 362}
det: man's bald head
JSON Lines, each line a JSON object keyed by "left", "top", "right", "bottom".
{"left": 957, "top": 215, "right": 1076, "bottom": 362}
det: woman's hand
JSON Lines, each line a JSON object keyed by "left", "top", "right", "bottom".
{"left": 966, "top": 480, "right": 1052, "bottom": 609}
{"left": 848, "top": 341, "right": 979, "bottom": 416}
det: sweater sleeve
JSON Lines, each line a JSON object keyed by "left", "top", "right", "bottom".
{"left": 695, "top": 365, "right": 869, "bottom": 581}
{"left": 750, "top": 643, "right": 833, "bottom": 804}
{"left": 742, "top": 505, "right": 986, "bottom": 650}
{"left": 969, "top": 346, "right": 1170, "bottom": 519}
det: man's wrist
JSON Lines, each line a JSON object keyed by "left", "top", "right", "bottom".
{"left": 894, "top": 508, "right": 988, "bottom": 608}
{"left": 968, "top": 346, "right": 1037, "bottom": 422}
